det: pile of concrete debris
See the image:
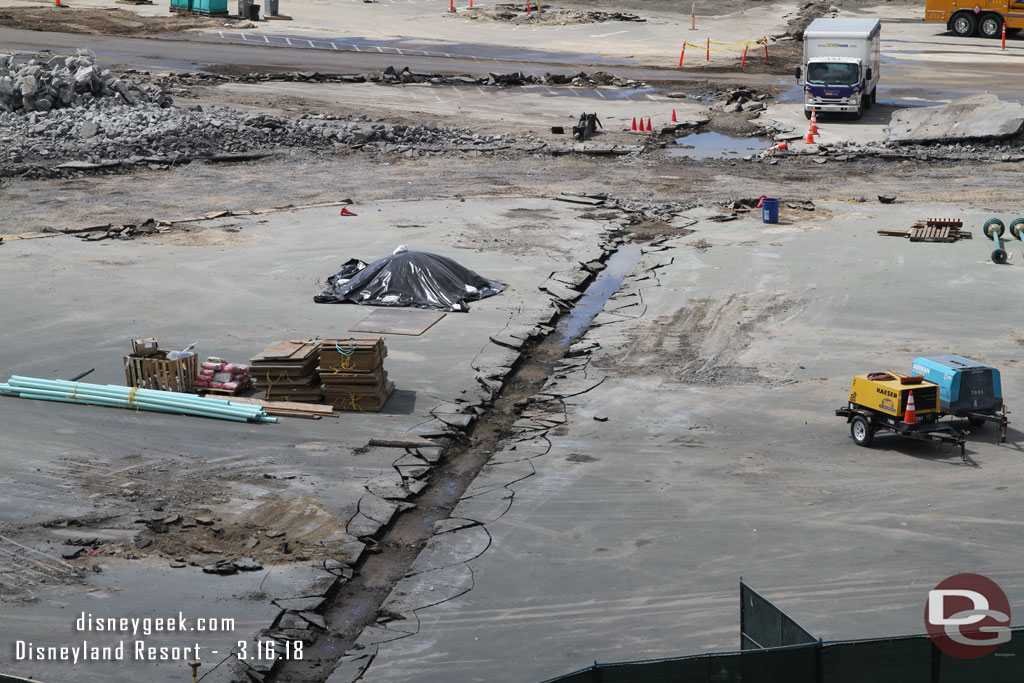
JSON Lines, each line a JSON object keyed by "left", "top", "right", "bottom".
{"left": 152, "top": 67, "right": 647, "bottom": 90}
{"left": 0, "top": 51, "right": 171, "bottom": 114}
{"left": 710, "top": 88, "right": 771, "bottom": 114}
{"left": 0, "top": 100, "right": 548, "bottom": 177}
{"left": 460, "top": 4, "right": 645, "bottom": 25}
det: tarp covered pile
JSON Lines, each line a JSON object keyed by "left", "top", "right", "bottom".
{"left": 314, "top": 247, "right": 506, "bottom": 312}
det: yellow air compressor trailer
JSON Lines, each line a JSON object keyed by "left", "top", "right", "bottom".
{"left": 836, "top": 371, "right": 967, "bottom": 457}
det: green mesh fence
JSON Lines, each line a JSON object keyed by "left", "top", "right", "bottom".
{"left": 541, "top": 582, "right": 1024, "bottom": 683}
{"left": 741, "top": 579, "right": 818, "bottom": 650}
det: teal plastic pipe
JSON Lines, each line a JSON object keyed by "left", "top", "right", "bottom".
{"left": 7, "top": 380, "right": 260, "bottom": 420}
{"left": 2, "top": 377, "right": 277, "bottom": 423}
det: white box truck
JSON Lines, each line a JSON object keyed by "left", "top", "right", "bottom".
{"left": 795, "top": 18, "right": 881, "bottom": 120}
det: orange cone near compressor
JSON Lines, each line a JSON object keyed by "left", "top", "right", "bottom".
{"left": 904, "top": 390, "right": 917, "bottom": 424}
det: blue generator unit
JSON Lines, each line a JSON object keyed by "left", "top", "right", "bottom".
{"left": 911, "top": 355, "right": 1007, "bottom": 442}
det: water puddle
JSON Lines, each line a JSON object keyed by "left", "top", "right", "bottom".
{"left": 554, "top": 243, "right": 644, "bottom": 344}
{"left": 667, "top": 131, "right": 768, "bottom": 160}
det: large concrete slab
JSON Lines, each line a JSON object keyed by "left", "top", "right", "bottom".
{"left": 0, "top": 196, "right": 608, "bottom": 682}
{"left": 887, "top": 94, "right": 1024, "bottom": 144}
{"left": 358, "top": 203, "right": 1024, "bottom": 682}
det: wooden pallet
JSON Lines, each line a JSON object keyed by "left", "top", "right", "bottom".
{"left": 198, "top": 386, "right": 248, "bottom": 396}
{"left": 910, "top": 225, "right": 953, "bottom": 242}
{"left": 124, "top": 354, "right": 197, "bottom": 393}
{"left": 877, "top": 219, "right": 971, "bottom": 243}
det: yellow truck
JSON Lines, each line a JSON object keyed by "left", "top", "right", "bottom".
{"left": 835, "top": 371, "right": 967, "bottom": 457}
{"left": 924, "top": 0, "right": 1024, "bottom": 38}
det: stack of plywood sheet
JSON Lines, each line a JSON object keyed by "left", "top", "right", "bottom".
{"left": 249, "top": 340, "right": 321, "bottom": 403}
{"left": 319, "top": 337, "right": 394, "bottom": 412}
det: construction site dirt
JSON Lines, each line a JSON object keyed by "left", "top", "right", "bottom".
{"left": 2, "top": 0, "right": 1024, "bottom": 682}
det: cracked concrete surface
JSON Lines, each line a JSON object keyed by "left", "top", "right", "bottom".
{"left": 348, "top": 204, "right": 1024, "bottom": 682}
{"left": 0, "top": 196, "right": 610, "bottom": 682}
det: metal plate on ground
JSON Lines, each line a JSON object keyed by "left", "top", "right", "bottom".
{"left": 349, "top": 309, "right": 446, "bottom": 336}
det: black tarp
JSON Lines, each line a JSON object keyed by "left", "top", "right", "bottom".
{"left": 313, "top": 249, "right": 507, "bottom": 312}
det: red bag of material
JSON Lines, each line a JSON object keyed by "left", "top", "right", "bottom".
{"left": 213, "top": 371, "right": 234, "bottom": 383}
{"left": 199, "top": 368, "right": 215, "bottom": 378}
{"left": 194, "top": 379, "right": 211, "bottom": 388}
{"left": 201, "top": 361, "right": 225, "bottom": 371}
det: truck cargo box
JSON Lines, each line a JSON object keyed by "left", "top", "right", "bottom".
{"left": 911, "top": 355, "right": 1003, "bottom": 415}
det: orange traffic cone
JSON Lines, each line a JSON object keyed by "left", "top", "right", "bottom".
{"left": 809, "top": 109, "right": 819, "bottom": 135}
{"left": 340, "top": 207, "right": 357, "bottom": 216}
{"left": 646, "top": 117, "right": 653, "bottom": 132}
{"left": 804, "top": 127, "right": 816, "bottom": 144}
{"left": 904, "top": 390, "right": 917, "bottom": 424}
{"left": 671, "top": 109, "right": 677, "bottom": 123}
{"left": 631, "top": 117, "right": 638, "bottom": 132}
{"left": 766, "top": 141, "right": 788, "bottom": 152}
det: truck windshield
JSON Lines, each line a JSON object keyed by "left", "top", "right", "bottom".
{"left": 806, "top": 62, "right": 860, "bottom": 86}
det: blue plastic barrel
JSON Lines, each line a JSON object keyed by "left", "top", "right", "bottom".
{"left": 762, "top": 198, "right": 780, "bottom": 224}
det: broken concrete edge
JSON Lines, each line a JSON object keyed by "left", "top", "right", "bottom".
{"left": 3, "top": 198, "right": 358, "bottom": 242}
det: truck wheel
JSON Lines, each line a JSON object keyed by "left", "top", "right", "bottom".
{"left": 851, "top": 416, "right": 874, "bottom": 446}
{"left": 952, "top": 12, "right": 977, "bottom": 37}
{"left": 852, "top": 102, "right": 863, "bottom": 120}
{"left": 968, "top": 416, "right": 986, "bottom": 427}
{"left": 983, "top": 218, "right": 1005, "bottom": 238}
{"left": 864, "top": 91, "right": 873, "bottom": 110}
{"left": 1010, "top": 218, "right": 1024, "bottom": 239}
{"left": 870, "top": 89, "right": 877, "bottom": 106}
{"left": 980, "top": 14, "right": 1003, "bottom": 38}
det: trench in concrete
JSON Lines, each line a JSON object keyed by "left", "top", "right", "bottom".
{"left": 268, "top": 241, "right": 645, "bottom": 683}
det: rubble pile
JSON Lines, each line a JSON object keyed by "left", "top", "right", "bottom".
{"left": 0, "top": 51, "right": 171, "bottom": 114}
{"left": 152, "top": 67, "right": 648, "bottom": 90}
{"left": 459, "top": 4, "right": 646, "bottom": 26}
{"left": 0, "top": 103, "right": 548, "bottom": 178}
{"left": 710, "top": 87, "right": 771, "bottom": 114}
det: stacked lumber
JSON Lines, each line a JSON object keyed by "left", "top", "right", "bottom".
{"left": 249, "top": 340, "right": 322, "bottom": 403}
{"left": 319, "top": 337, "right": 394, "bottom": 412}
{"left": 877, "top": 218, "right": 971, "bottom": 243}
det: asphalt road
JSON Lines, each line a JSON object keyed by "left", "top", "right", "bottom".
{"left": 0, "top": 27, "right": 686, "bottom": 78}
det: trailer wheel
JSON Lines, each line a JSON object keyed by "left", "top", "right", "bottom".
{"left": 851, "top": 416, "right": 874, "bottom": 446}
{"left": 952, "top": 12, "right": 977, "bottom": 37}
{"left": 992, "top": 248, "right": 1008, "bottom": 264}
{"left": 1010, "top": 218, "right": 1024, "bottom": 239}
{"left": 983, "top": 218, "right": 1005, "bottom": 238}
{"left": 979, "top": 14, "right": 1003, "bottom": 39}
{"left": 968, "top": 416, "right": 986, "bottom": 427}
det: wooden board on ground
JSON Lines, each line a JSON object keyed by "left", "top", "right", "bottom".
{"left": 225, "top": 396, "right": 337, "bottom": 418}
{"left": 349, "top": 309, "right": 446, "bottom": 336}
